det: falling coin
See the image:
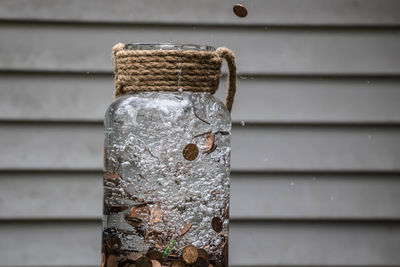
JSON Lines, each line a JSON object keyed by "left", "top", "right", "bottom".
{"left": 233, "top": 4, "right": 248, "bottom": 17}
{"left": 182, "top": 245, "right": 198, "bottom": 264}
{"left": 183, "top": 143, "right": 199, "bottom": 161}
{"left": 211, "top": 217, "right": 223, "bottom": 233}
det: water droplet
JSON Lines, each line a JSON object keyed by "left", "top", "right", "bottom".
{"left": 178, "top": 87, "right": 183, "bottom": 93}
{"left": 239, "top": 75, "right": 248, "bottom": 80}
{"left": 240, "top": 121, "right": 246, "bottom": 126}
{"left": 86, "top": 71, "right": 90, "bottom": 74}
{"left": 312, "top": 177, "right": 316, "bottom": 181}
{"left": 290, "top": 181, "right": 294, "bottom": 186}
{"left": 367, "top": 80, "right": 370, "bottom": 84}
{"left": 367, "top": 135, "right": 372, "bottom": 140}
{"left": 330, "top": 196, "right": 335, "bottom": 201}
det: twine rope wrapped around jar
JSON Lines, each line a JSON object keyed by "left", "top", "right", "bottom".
{"left": 112, "top": 43, "right": 237, "bottom": 112}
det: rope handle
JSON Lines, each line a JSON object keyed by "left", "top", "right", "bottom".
{"left": 216, "top": 47, "right": 237, "bottom": 112}
{"left": 112, "top": 44, "right": 237, "bottom": 112}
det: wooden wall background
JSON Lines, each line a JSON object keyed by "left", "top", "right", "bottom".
{"left": 0, "top": 0, "right": 400, "bottom": 266}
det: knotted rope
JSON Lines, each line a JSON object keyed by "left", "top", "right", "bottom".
{"left": 112, "top": 43, "right": 237, "bottom": 112}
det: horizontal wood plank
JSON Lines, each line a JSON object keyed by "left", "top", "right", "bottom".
{"left": 1, "top": 172, "right": 400, "bottom": 220}
{"left": 1, "top": 74, "right": 400, "bottom": 124}
{"left": 0, "top": 221, "right": 399, "bottom": 266}
{"left": 0, "top": 123, "right": 399, "bottom": 171}
{"left": 1, "top": 0, "right": 399, "bottom": 26}
{"left": 1, "top": 24, "right": 400, "bottom": 75}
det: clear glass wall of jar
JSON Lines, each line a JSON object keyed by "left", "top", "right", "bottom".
{"left": 102, "top": 44, "right": 230, "bottom": 267}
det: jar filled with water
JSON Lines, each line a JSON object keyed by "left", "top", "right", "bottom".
{"left": 102, "top": 43, "right": 236, "bottom": 267}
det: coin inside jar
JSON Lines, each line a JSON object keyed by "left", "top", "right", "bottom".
{"left": 182, "top": 245, "right": 198, "bottom": 264}
{"left": 183, "top": 143, "right": 199, "bottom": 161}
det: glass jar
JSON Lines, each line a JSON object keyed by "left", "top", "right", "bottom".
{"left": 102, "top": 44, "right": 232, "bottom": 267}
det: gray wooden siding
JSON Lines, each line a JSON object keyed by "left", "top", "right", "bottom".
{"left": 0, "top": 1, "right": 399, "bottom": 266}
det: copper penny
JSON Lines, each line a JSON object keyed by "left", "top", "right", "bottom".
{"left": 183, "top": 143, "right": 199, "bottom": 161}
{"left": 211, "top": 217, "right": 223, "bottom": 233}
{"left": 182, "top": 245, "right": 198, "bottom": 264}
{"left": 233, "top": 4, "right": 247, "bottom": 17}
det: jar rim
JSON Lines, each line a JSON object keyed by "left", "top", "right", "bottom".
{"left": 124, "top": 43, "right": 216, "bottom": 51}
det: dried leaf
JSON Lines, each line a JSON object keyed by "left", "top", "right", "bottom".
{"left": 101, "top": 253, "right": 106, "bottom": 267}
{"left": 136, "top": 256, "right": 152, "bottom": 267}
{"left": 130, "top": 205, "right": 150, "bottom": 219}
{"left": 108, "top": 204, "right": 128, "bottom": 213}
{"left": 106, "top": 255, "right": 118, "bottom": 267}
{"left": 150, "top": 206, "right": 163, "bottom": 223}
{"left": 179, "top": 223, "right": 192, "bottom": 237}
{"left": 124, "top": 213, "right": 142, "bottom": 228}
{"left": 151, "top": 260, "right": 162, "bottom": 267}
{"left": 211, "top": 217, "right": 223, "bottom": 233}
{"left": 201, "top": 133, "right": 215, "bottom": 153}
{"left": 104, "top": 172, "right": 120, "bottom": 181}
{"left": 128, "top": 251, "right": 146, "bottom": 261}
